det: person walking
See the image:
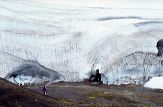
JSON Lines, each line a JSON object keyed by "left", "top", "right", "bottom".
{"left": 42, "top": 85, "right": 47, "bottom": 95}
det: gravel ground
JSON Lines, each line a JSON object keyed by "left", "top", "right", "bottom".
{"left": 28, "top": 82, "right": 163, "bottom": 107}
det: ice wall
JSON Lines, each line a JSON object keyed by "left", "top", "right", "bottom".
{"left": 105, "top": 52, "right": 163, "bottom": 85}
{"left": 5, "top": 62, "right": 64, "bottom": 85}
{"left": 0, "top": 0, "right": 163, "bottom": 82}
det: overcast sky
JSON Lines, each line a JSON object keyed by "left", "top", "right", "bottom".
{"left": 35, "top": 0, "right": 163, "bottom": 9}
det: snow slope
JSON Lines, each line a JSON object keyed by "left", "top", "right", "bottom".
{"left": 0, "top": 0, "right": 163, "bottom": 83}
{"left": 144, "top": 77, "right": 163, "bottom": 89}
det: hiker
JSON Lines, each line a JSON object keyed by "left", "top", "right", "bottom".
{"left": 42, "top": 86, "right": 47, "bottom": 95}
{"left": 89, "top": 69, "right": 101, "bottom": 82}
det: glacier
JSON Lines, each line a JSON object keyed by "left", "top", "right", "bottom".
{"left": 0, "top": 0, "right": 163, "bottom": 84}
{"left": 5, "top": 61, "right": 64, "bottom": 85}
{"left": 105, "top": 52, "right": 163, "bottom": 85}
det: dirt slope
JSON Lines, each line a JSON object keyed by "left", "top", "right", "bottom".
{"left": 1, "top": 78, "right": 163, "bottom": 107}
{"left": 29, "top": 82, "right": 163, "bottom": 107}
{"left": 0, "top": 78, "right": 69, "bottom": 107}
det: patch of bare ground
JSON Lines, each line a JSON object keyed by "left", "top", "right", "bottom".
{"left": 28, "top": 82, "right": 163, "bottom": 107}
{"left": 0, "top": 78, "right": 71, "bottom": 107}
{"left": 1, "top": 79, "right": 163, "bottom": 107}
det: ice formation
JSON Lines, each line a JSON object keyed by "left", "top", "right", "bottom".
{"left": 105, "top": 52, "right": 163, "bottom": 85}
{"left": 0, "top": 0, "right": 163, "bottom": 84}
{"left": 5, "top": 62, "right": 64, "bottom": 85}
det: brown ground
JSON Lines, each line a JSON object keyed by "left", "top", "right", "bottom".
{"left": 29, "top": 82, "right": 163, "bottom": 107}
{"left": 1, "top": 78, "right": 163, "bottom": 107}
{"left": 0, "top": 78, "right": 70, "bottom": 107}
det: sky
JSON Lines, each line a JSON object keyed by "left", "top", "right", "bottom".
{"left": 34, "top": 0, "right": 163, "bottom": 9}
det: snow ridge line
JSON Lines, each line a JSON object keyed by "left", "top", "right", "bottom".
{"left": 0, "top": 50, "right": 26, "bottom": 61}
{"left": 0, "top": 50, "right": 61, "bottom": 75}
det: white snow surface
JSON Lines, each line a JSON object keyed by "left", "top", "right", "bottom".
{"left": 0, "top": 0, "right": 163, "bottom": 83}
{"left": 144, "top": 77, "right": 163, "bottom": 89}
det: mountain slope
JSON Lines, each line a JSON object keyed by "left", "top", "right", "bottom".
{"left": 0, "top": 78, "right": 70, "bottom": 107}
